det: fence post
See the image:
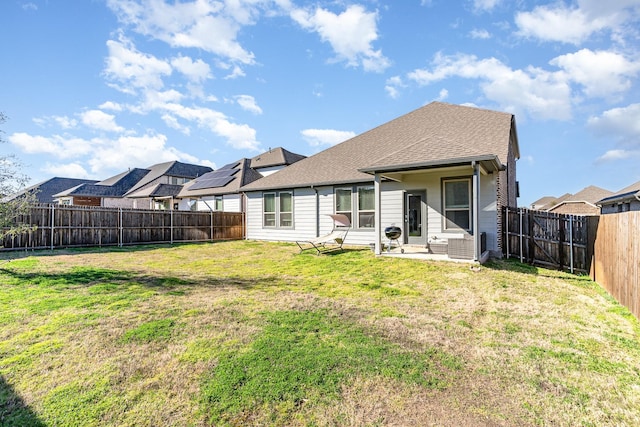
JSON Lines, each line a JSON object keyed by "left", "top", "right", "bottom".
{"left": 119, "top": 208, "right": 123, "bottom": 247}
{"left": 558, "top": 214, "right": 565, "bottom": 271}
{"left": 569, "top": 215, "right": 574, "bottom": 274}
{"left": 519, "top": 208, "right": 524, "bottom": 263}
{"left": 170, "top": 209, "right": 174, "bottom": 244}
{"left": 505, "top": 207, "right": 510, "bottom": 259}
{"left": 50, "top": 204, "right": 55, "bottom": 250}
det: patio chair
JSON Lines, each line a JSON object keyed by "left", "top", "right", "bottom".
{"left": 296, "top": 214, "right": 351, "bottom": 255}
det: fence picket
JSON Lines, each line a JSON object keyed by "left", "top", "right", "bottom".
{"left": 1, "top": 204, "right": 245, "bottom": 251}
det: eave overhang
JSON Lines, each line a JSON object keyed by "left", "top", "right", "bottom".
{"left": 358, "top": 155, "right": 505, "bottom": 180}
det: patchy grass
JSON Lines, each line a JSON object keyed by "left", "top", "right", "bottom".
{"left": 0, "top": 241, "right": 639, "bottom": 426}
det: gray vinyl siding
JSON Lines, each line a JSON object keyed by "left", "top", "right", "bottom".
{"left": 246, "top": 188, "right": 316, "bottom": 241}
{"left": 245, "top": 167, "right": 500, "bottom": 252}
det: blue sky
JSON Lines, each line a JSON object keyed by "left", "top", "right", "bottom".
{"left": 1, "top": 0, "right": 639, "bottom": 206}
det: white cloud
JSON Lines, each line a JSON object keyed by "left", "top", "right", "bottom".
{"left": 80, "top": 110, "right": 125, "bottom": 133}
{"left": 22, "top": 2, "right": 37, "bottom": 11}
{"left": 385, "top": 76, "right": 405, "bottom": 99}
{"left": 596, "top": 149, "right": 633, "bottom": 162}
{"left": 8, "top": 133, "right": 93, "bottom": 159}
{"left": 291, "top": 5, "right": 390, "bottom": 72}
{"left": 42, "top": 162, "right": 90, "bottom": 178}
{"left": 104, "top": 36, "right": 172, "bottom": 93}
{"left": 588, "top": 103, "right": 640, "bottom": 144}
{"left": 301, "top": 129, "right": 356, "bottom": 147}
{"left": 473, "top": 0, "right": 502, "bottom": 12}
{"left": 235, "top": 95, "right": 263, "bottom": 115}
{"left": 550, "top": 49, "right": 640, "bottom": 98}
{"left": 171, "top": 55, "right": 212, "bottom": 83}
{"left": 33, "top": 115, "right": 78, "bottom": 129}
{"left": 436, "top": 88, "right": 449, "bottom": 101}
{"left": 515, "top": 1, "right": 640, "bottom": 44}
{"left": 161, "top": 103, "right": 260, "bottom": 150}
{"left": 99, "top": 101, "right": 124, "bottom": 112}
{"left": 470, "top": 28, "right": 491, "bottom": 39}
{"left": 407, "top": 53, "right": 573, "bottom": 120}
{"left": 106, "top": 0, "right": 257, "bottom": 64}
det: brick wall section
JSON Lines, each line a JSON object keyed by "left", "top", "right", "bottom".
{"left": 495, "top": 131, "right": 518, "bottom": 255}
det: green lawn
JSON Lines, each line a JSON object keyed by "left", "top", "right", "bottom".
{"left": 1, "top": 241, "right": 639, "bottom": 426}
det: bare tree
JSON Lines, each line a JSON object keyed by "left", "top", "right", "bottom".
{"left": 0, "top": 112, "right": 37, "bottom": 239}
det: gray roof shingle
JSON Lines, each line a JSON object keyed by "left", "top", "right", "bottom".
{"left": 241, "top": 102, "right": 517, "bottom": 191}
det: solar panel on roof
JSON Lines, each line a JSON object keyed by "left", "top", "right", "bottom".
{"left": 218, "top": 161, "right": 240, "bottom": 170}
{"left": 190, "top": 175, "right": 235, "bottom": 190}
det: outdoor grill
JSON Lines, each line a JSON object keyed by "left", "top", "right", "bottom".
{"left": 384, "top": 226, "right": 404, "bottom": 253}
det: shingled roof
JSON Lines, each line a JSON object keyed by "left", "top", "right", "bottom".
{"left": 54, "top": 168, "right": 151, "bottom": 198}
{"left": 3, "top": 177, "right": 99, "bottom": 203}
{"left": 250, "top": 147, "right": 306, "bottom": 169}
{"left": 241, "top": 102, "right": 518, "bottom": 191}
{"left": 124, "top": 161, "right": 212, "bottom": 196}
{"left": 597, "top": 180, "right": 640, "bottom": 205}
{"left": 178, "top": 159, "right": 264, "bottom": 198}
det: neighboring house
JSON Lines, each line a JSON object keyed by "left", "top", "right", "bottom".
{"left": 123, "top": 161, "right": 212, "bottom": 210}
{"left": 2, "top": 177, "right": 98, "bottom": 204}
{"left": 547, "top": 186, "right": 613, "bottom": 215}
{"left": 597, "top": 180, "right": 640, "bottom": 214}
{"left": 530, "top": 193, "right": 571, "bottom": 211}
{"left": 178, "top": 147, "right": 306, "bottom": 212}
{"left": 240, "top": 102, "right": 520, "bottom": 262}
{"left": 54, "top": 161, "right": 212, "bottom": 209}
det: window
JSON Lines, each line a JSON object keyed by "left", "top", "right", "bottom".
{"left": 335, "top": 186, "right": 374, "bottom": 229}
{"left": 170, "top": 176, "right": 189, "bottom": 185}
{"left": 279, "top": 192, "right": 293, "bottom": 227}
{"left": 263, "top": 193, "right": 276, "bottom": 227}
{"left": 263, "top": 191, "right": 293, "bottom": 228}
{"left": 335, "top": 188, "right": 352, "bottom": 224}
{"left": 357, "top": 186, "right": 375, "bottom": 228}
{"left": 214, "top": 196, "right": 223, "bottom": 211}
{"left": 443, "top": 178, "right": 471, "bottom": 231}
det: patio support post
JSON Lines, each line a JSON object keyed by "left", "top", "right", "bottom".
{"left": 473, "top": 162, "right": 480, "bottom": 261}
{"left": 374, "top": 173, "right": 382, "bottom": 255}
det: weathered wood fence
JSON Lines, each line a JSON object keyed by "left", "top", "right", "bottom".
{"left": 502, "top": 207, "right": 595, "bottom": 273}
{"left": 503, "top": 207, "right": 640, "bottom": 320}
{"left": 1, "top": 204, "right": 245, "bottom": 250}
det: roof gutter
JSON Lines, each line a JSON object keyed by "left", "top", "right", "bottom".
{"left": 358, "top": 154, "right": 505, "bottom": 175}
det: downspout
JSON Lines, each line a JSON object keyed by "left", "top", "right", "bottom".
{"left": 472, "top": 161, "right": 480, "bottom": 262}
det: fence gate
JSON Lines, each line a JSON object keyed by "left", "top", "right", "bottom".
{"left": 502, "top": 207, "right": 594, "bottom": 273}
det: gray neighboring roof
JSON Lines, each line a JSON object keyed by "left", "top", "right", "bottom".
{"left": 124, "top": 161, "right": 212, "bottom": 196}
{"left": 241, "top": 102, "right": 518, "bottom": 191}
{"left": 178, "top": 159, "right": 264, "bottom": 198}
{"left": 530, "top": 196, "right": 557, "bottom": 209}
{"left": 53, "top": 161, "right": 213, "bottom": 199}
{"left": 597, "top": 180, "right": 640, "bottom": 205}
{"left": 250, "top": 147, "right": 306, "bottom": 169}
{"left": 2, "top": 177, "right": 99, "bottom": 203}
{"left": 126, "top": 184, "right": 184, "bottom": 198}
{"left": 54, "top": 168, "right": 151, "bottom": 198}
{"left": 565, "top": 186, "right": 613, "bottom": 204}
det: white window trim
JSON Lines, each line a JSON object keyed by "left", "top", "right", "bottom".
{"left": 442, "top": 177, "right": 472, "bottom": 232}
{"left": 262, "top": 191, "right": 294, "bottom": 229}
{"left": 356, "top": 185, "right": 375, "bottom": 229}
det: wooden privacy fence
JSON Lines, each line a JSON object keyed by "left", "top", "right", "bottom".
{"left": 502, "top": 207, "right": 595, "bottom": 273}
{"left": 503, "top": 207, "right": 640, "bottom": 320}
{"left": 590, "top": 212, "right": 640, "bottom": 320}
{"left": 2, "top": 204, "right": 245, "bottom": 250}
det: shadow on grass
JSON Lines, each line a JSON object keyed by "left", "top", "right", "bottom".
{"left": 0, "top": 375, "right": 46, "bottom": 427}
{"left": 483, "top": 258, "right": 595, "bottom": 286}
{"left": 0, "top": 262, "right": 287, "bottom": 293}
{"left": 0, "top": 241, "right": 220, "bottom": 261}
